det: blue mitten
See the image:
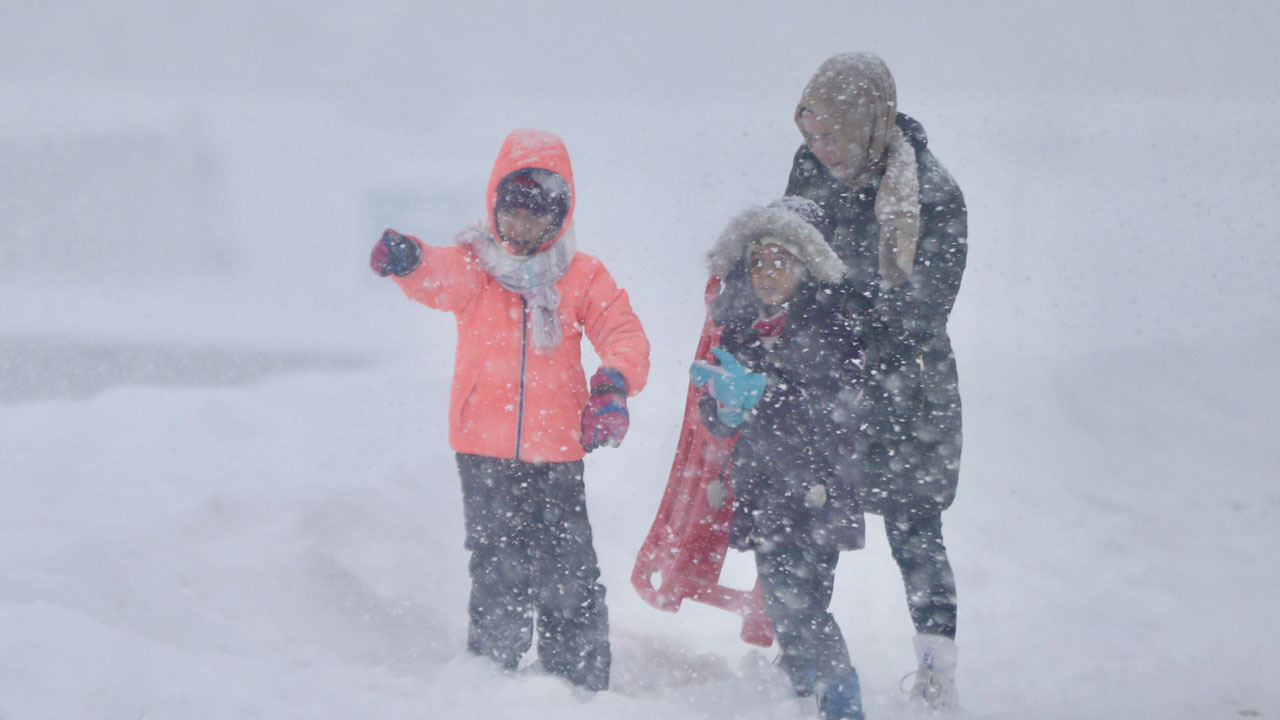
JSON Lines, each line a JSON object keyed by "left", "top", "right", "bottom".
{"left": 689, "top": 347, "right": 767, "bottom": 427}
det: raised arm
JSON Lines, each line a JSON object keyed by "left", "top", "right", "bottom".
{"left": 375, "top": 230, "right": 487, "bottom": 314}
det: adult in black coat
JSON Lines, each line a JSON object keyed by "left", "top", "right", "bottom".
{"left": 784, "top": 52, "right": 968, "bottom": 711}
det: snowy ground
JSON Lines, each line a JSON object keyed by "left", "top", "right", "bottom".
{"left": 4, "top": 2, "right": 1280, "bottom": 719}
{"left": 4, "top": 329, "right": 1279, "bottom": 719}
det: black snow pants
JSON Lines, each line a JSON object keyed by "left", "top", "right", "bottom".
{"left": 755, "top": 544, "right": 856, "bottom": 694}
{"left": 881, "top": 506, "right": 957, "bottom": 639}
{"left": 456, "top": 453, "right": 610, "bottom": 691}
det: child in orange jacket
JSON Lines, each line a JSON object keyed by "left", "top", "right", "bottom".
{"left": 369, "top": 129, "right": 649, "bottom": 691}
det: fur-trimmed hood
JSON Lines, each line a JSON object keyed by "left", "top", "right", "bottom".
{"left": 707, "top": 202, "right": 846, "bottom": 284}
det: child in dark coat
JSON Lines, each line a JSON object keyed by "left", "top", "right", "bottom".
{"left": 690, "top": 197, "right": 866, "bottom": 720}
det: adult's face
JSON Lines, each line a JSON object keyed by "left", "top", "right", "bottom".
{"left": 799, "top": 110, "right": 855, "bottom": 179}
{"left": 798, "top": 104, "right": 879, "bottom": 186}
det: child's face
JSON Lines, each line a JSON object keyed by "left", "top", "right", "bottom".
{"left": 750, "top": 243, "right": 805, "bottom": 307}
{"left": 496, "top": 206, "right": 556, "bottom": 255}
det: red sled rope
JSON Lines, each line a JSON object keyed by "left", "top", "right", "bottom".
{"left": 630, "top": 276, "right": 775, "bottom": 647}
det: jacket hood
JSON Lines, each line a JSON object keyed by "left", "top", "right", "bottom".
{"left": 707, "top": 202, "right": 846, "bottom": 285}
{"left": 795, "top": 54, "right": 924, "bottom": 290}
{"left": 486, "top": 129, "right": 576, "bottom": 252}
{"left": 795, "top": 52, "right": 898, "bottom": 189}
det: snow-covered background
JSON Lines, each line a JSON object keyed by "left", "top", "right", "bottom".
{"left": 4, "top": 2, "right": 1280, "bottom": 718}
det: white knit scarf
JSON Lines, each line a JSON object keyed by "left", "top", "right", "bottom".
{"left": 875, "top": 125, "right": 920, "bottom": 290}
{"left": 455, "top": 222, "right": 576, "bottom": 353}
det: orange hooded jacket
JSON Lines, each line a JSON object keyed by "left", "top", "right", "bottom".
{"left": 394, "top": 130, "right": 650, "bottom": 463}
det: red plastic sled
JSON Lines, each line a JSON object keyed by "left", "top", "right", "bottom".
{"left": 631, "top": 277, "right": 775, "bottom": 647}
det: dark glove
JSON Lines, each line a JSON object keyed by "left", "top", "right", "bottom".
{"left": 370, "top": 229, "right": 423, "bottom": 277}
{"left": 581, "top": 367, "right": 630, "bottom": 451}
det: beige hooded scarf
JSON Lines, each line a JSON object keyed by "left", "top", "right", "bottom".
{"left": 796, "top": 52, "right": 920, "bottom": 290}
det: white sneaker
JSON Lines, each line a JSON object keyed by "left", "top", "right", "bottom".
{"left": 906, "top": 633, "right": 959, "bottom": 711}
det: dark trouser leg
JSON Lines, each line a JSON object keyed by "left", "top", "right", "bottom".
{"left": 456, "top": 454, "right": 610, "bottom": 691}
{"left": 530, "top": 460, "right": 610, "bottom": 692}
{"left": 456, "top": 454, "right": 536, "bottom": 670}
{"left": 466, "top": 544, "right": 535, "bottom": 669}
{"left": 755, "top": 545, "right": 853, "bottom": 691}
{"left": 883, "top": 507, "right": 957, "bottom": 639}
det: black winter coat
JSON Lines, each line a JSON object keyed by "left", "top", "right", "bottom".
{"left": 701, "top": 287, "right": 865, "bottom": 552}
{"left": 785, "top": 113, "right": 967, "bottom": 514}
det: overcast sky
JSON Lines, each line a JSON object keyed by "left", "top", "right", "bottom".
{"left": 3, "top": 2, "right": 1279, "bottom": 358}
{"left": 5, "top": 2, "right": 1276, "bottom": 101}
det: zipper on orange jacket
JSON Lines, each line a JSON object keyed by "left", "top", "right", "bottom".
{"left": 514, "top": 296, "right": 529, "bottom": 460}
